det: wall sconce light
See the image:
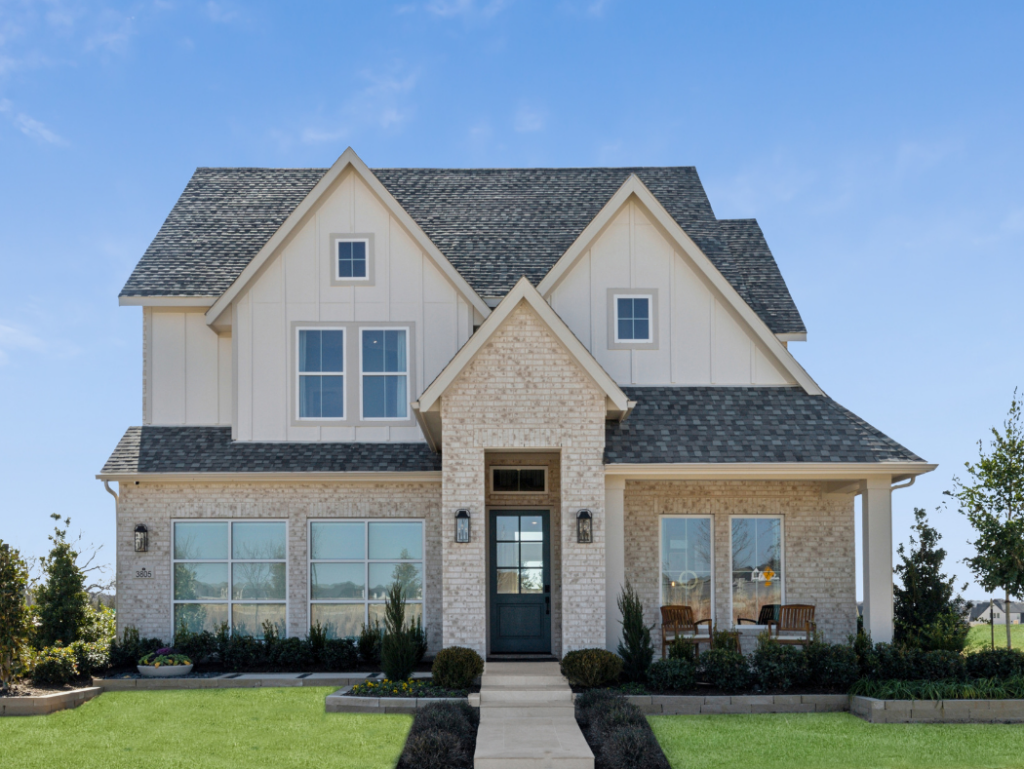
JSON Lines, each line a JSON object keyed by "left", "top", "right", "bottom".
{"left": 576, "top": 509, "right": 593, "bottom": 544}
{"left": 455, "top": 509, "right": 471, "bottom": 543}
{"left": 134, "top": 524, "right": 149, "bottom": 553}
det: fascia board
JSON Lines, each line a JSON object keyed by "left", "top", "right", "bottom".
{"left": 417, "top": 277, "right": 629, "bottom": 414}
{"left": 537, "top": 175, "right": 823, "bottom": 397}
{"left": 96, "top": 471, "right": 441, "bottom": 483}
{"left": 604, "top": 462, "right": 938, "bottom": 481}
{"left": 776, "top": 332, "right": 807, "bottom": 343}
{"left": 204, "top": 147, "right": 491, "bottom": 327}
{"left": 120, "top": 296, "right": 217, "bottom": 307}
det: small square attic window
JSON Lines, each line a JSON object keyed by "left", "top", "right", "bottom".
{"left": 615, "top": 295, "right": 651, "bottom": 342}
{"left": 336, "top": 239, "right": 369, "bottom": 280}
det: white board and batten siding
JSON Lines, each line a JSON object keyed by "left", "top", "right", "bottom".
{"left": 549, "top": 200, "right": 795, "bottom": 387}
{"left": 233, "top": 169, "right": 473, "bottom": 443}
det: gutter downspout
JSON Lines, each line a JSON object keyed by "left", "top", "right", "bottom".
{"left": 890, "top": 476, "right": 915, "bottom": 492}
{"left": 102, "top": 480, "right": 119, "bottom": 503}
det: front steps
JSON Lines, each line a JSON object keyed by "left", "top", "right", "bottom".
{"left": 472, "top": 661, "right": 593, "bottom": 769}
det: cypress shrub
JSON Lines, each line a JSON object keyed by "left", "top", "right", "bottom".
{"left": 34, "top": 516, "right": 89, "bottom": 648}
{"left": 616, "top": 579, "right": 654, "bottom": 682}
{"left": 380, "top": 582, "right": 419, "bottom": 682}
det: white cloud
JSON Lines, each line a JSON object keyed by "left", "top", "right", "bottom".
{"left": 0, "top": 322, "right": 45, "bottom": 365}
{"left": 300, "top": 66, "right": 419, "bottom": 144}
{"left": 0, "top": 98, "right": 67, "bottom": 145}
{"left": 84, "top": 10, "right": 135, "bottom": 53}
{"left": 514, "top": 104, "right": 545, "bottom": 133}
{"left": 425, "top": 0, "right": 508, "bottom": 18}
{"left": 204, "top": 1, "right": 241, "bottom": 24}
{"left": 586, "top": 0, "right": 610, "bottom": 16}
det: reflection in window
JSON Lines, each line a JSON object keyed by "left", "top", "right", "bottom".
{"left": 660, "top": 517, "right": 712, "bottom": 622}
{"left": 731, "top": 517, "right": 783, "bottom": 626}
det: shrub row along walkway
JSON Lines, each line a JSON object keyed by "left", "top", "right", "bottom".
{"left": 471, "top": 661, "right": 593, "bottom": 769}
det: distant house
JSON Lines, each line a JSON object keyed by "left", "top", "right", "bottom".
{"left": 970, "top": 600, "right": 1024, "bottom": 626}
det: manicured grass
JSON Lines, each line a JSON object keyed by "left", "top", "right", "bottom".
{"left": 0, "top": 687, "right": 409, "bottom": 769}
{"left": 966, "top": 623, "right": 1024, "bottom": 652}
{"left": 650, "top": 712, "right": 1024, "bottom": 769}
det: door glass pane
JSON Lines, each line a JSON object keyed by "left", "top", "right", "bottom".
{"left": 173, "top": 522, "right": 228, "bottom": 560}
{"left": 368, "top": 521, "right": 423, "bottom": 560}
{"left": 497, "top": 543, "right": 519, "bottom": 568}
{"left": 520, "top": 543, "right": 543, "bottom": 568}
{"left": 496, "top": 569, "right": 519, "bottom": 594}
{"left": 368, "top": 562, "right": 423, "bottom": 601}
{"left": 174, "top": 562, "right": 228, "bottom": 600}
{"left": 519, "top": 469, "right": 545, "bottom": 492}
{"left": 175, "top": 603, "right": 228, "bottom": 635}
{"left": 311, "top": 562, "right": 365, "bottom": 599}
{"left": 520, "top": 569, "right": 543, "bottom": 594}
{"left": 520, "top": 516, "right": 543, "bottom": 541}
{"left": 493, "top": 469, "right": 518, "bottom": 492}
{"left": 232, "top": 522, "right": 286, "bottom": 559}
{"left": 232, "top": 562, "right": 287, "bottom": 600}
{"left": 495, "top": 516, "right": 519, "bottom": 542}
{"left": 311, "top": 603, "right": 364, "bottom": 639}
{"left": 310, "top": 521, "right": 364, "bottom": 560}
{"left": 232, "top": 604, "right": 286, "bottom": 638}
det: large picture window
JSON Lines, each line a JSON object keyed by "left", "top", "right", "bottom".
{"left": 361, "top": 329, "right": 409, "bottom": 420}
{"left": 298, "top": 328, "right": 345, "bottom": 419}
{"left": 731, "top": 516, "right": 784, "bottom": 626}
{"left": 660, "top": 516, "right": 713, "bottom": 622}
{"left": 309, "top": 520, "right": 424, "bottom": 639}
{"left": 173, "top": 521, "right": 287, "bottom": 638}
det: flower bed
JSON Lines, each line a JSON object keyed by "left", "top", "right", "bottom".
{"left": 347, "top": 678, "right": 472, "bottom": 699}
{"left": 395, "top": 700, "right": 479, "bottom": 769}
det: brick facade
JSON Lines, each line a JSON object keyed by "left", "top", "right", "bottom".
{"left": 623, "top": 480, "right": 857, "bottom": 645}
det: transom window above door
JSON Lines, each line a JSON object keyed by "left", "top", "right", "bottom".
{"left": 615, "top": 295, "right": 652, "bottom": 342}
{"left": 335, "top": 239, "right": 369, "bottom": 280}
{"left": 298, "top": 329, "right": 344, "bottom": 419}
{"left": 491, "top": 467, "right": 547, "bottom": 493}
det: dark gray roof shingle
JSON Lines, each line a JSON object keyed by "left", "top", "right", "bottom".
{"left": 121, "top": 166, "right": 805, "bottom": 334}
{"left": 605, "top": 387, "right": 923, "bottom": 464}
{"left": 101, "top": 426, "right": 442, "bottom": 474}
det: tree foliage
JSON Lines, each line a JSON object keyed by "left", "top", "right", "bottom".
{"left": 617, "top": 578, "right": 654, "bottom": 682}
{"left": 893, "top": 507, "right": 971, "bottom": 650}
{"left": 0, "top": 540, "right": 30, "bottom": 690}
{"left": 947, "top": 391, "right": 1024, "bottom": 649}
{"left": 34, "top": 514, "right": 90, "bottom": 648}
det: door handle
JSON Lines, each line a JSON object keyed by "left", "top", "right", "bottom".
{"left": 545, "top": 596, "right": 551, "bottom": 615}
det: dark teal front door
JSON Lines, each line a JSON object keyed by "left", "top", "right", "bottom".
{"left": 489, "top": 511, "right": 551, "bottom": 654}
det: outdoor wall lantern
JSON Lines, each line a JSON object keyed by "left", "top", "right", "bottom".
{"left": 454, "top": 509, "right": 471, "bottom": 543}
{"left": 576, "top": 509, "right": 593, "bottom": 544}
{"left": 134, "top": 524, "right": 149, "bottom": 553}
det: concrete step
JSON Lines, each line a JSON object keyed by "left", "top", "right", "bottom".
{"left": 481, "top": 675, "right": 567, "bottom": 688}
{"left": 478, "top": 705, "right": 575, "bottom": 719}
{"left": 479, "top": 688, "right": 574, "bottom": 705}
{"left": 474, "top": 716, "right": 593, "bottom": 769}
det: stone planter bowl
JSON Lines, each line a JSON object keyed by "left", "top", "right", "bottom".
{"left": 137, "top": 663, "right": 193, "bottom": 678}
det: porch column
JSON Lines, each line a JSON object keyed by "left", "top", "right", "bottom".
{"left": 861, "top": 475, "right": 894, "bottom": 643}
{"left": 605, "top": 476, "right": 626, "bottom": 652}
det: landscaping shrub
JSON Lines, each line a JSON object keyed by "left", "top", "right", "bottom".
{"left": 851, "top": 676, "right": 1024, "bottom": 701}
{"left": 0, "top": 540, "right": 30, "bottom": 691}
{"left": 574, "top": 691, "right": 670, "bottom": 769}
{"left": 411, "top": 616, "right": 428, "bottom": 665}
{"left": 109, "top": 626, "right": 165, "bottom": 670}
{"left": 409, "top": 701, "right": 478, "bottom": 743}
{"left": 965, "top": 647, "right": 1024, "bottom": 679}
{"left": 174, "top": 625, "right": 218, "bottom": 666}
{"left": 751, "top": 635, "right": 805, "bottom": 691}
{"left": 667, "top": 637, "right": 697, "bottom": 662}
{"left": 645, "top": 658, "right": 695, "bottom": 692}
{"left": 30, "top": 645, "right": 79, "bottom": 685}
{"left": 431, "top": 647, "right": 483, "bottom": 689}
{"left": 616, "top": 579, "right": 654, "bottom": 682}
{"left": 866, "top": 642, "right": 920, "bottom": 680}
{"left": 322, "top": 638, "right": 359, "bottom": 670}
{"left": 79, "top": 604, "right": 117, "bottom": 645}
{"left": 68, "top": 640, "right": 109, "bottom": 677}
{"left": 917, "top": 611, "right": 970, "bottom": 653}
{"left": 358, "top": 620, "right": 383, "bottom": 666}
{"left": 34, "top": 516, "right": 90, "bottom": 648}
{"left": 217, "top": 629, "right": 266, "bottom": 671}
{"left": 804, "top": 641, "right": 860, "bottom": 692}
{"left": 269, "top": 637, "right": 315, "bottom": 671}
{"left": 574, "top": 687, "right": 620, "bottom": 730}
{"left": 398, "top": 701, "right": 478, "bottom": 769}
{"left": 560, "top": 648, "right": 623, "bottom": 688}
{"left": 698, "top": 648, "right": 752, "bottom": 692}
{"left": 380, "top": 582, "right": 419, "bottom": 682}
{"left": 599, "top": 723, "right": 671, "bottom": 769}
{"left": 915, "top": 649, "right": 966, "bottom": 681}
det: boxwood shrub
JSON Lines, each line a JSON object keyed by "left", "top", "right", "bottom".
{"left": 31, "top": 646, "right": 79, "bottom": 685}
{"left": 560, "top": 648, "right": 623, "bottom": 688}
{"left": 431, "top": 647, "right": 484, "bottom": 690}
{"left": 751, "top": 638, "right": 805, "bottom": 691}
{"left": 698, "top": 648, "right": 752, "bottom": 692}
{"left": 645, "top": 658, "right": 695, "bottom": 692}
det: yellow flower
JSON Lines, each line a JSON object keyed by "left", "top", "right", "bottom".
{"left": 155, "top": 662, "right": 161, "bottom": 668}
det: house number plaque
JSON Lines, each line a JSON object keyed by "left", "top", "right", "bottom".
{"left": 135, "top": 568, "right": 153, "bottom": 579}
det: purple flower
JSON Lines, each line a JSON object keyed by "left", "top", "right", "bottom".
{"left": 156, "top": 647, "right": 174, "bottom": 655}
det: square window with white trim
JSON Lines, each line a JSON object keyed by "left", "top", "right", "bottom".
{"left": 336, "top": 239, "right": 369, "bottom": 280}
{"left": 297, "top": 329, "right": 345, "bottom": 419}
{"left": 614, "top": 295, "right": 652, "bottom": 343}
{"left": 730, "top": 516, "right": 784, "bottom": 626}
{"left": 361, "top": 329, "right": 409, "bottom": 420}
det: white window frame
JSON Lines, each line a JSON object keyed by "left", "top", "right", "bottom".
{"left": 658, "top": 515, "right": 715, "bottom": 625}
{"left": 489, "top": 466, "right": 548, "bottom": 495}
{"left": 296, "top": 327, "right": 347, "bottom": 421}
{"left": 171, "top": 519, "right": 289, "bottom": 639}
{"left": 613, "top": 293, "right": 653, "bottom": 343}
{"left": 334, "top": 237, "right": 371, "bottom": 282}
{"left": 359, "top": 326, "right": 411, "bottom": 422}
{"left": 727, "top": 514, "right": 786, "bottom": 628}
{"left": 308, "top": 519, "right": 426, "bottom": 637}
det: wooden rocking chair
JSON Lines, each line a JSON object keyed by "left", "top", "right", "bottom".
{"left": 660, "top": 605, "right": 711, "bottom": 658}
{"left": 737, "top": 604, "right": 781, "bottom": 626}
{"left": 767, "top": 604, "right": 816, "bottom": 646}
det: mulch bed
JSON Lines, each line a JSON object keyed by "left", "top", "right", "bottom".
{"left": 572, "top": 683, "right": 847, "bottom": 697}
{"left": 0, "top": 680, "right": 95, "bottom": 698}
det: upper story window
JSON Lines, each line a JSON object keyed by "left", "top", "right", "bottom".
{"left": 615, "top": 295, "right": 652, "bottom": 343}
{"left": 336, "top": 238, "right": 369, "bottom": 280}
{"left": 361, "top": 328, "right": 409, "bottom": 420}
{"left": 298, "top": 329, "right": 345, "bottom": 419}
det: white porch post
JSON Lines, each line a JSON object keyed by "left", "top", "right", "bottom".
{"left": 605, "top": 476, "right": 626, "bottom": 652}
{"left": 861, "top": 475, "right": 894, "bottom": 643}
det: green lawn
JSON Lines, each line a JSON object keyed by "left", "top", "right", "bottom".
{"left": 651, "top": 713, "right": 1024, "bottom": 769}
{"left": 966, "top": 623, "right": 1024, "bottom": 652}
{"left": 0, "top": 687, "right": 410, "bottom": 769}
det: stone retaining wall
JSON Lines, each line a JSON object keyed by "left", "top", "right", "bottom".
{"left": 624, "top": 693, "right": 849, "bottom": 715}
{"left": 92, "top": 673, "right": 369, "bottom": 691}
{"left": 325, "top": 688, "right": 466, "bottom": 714}
{"left": 0, "top": 687, "right": 101, "bottom": 717}
{"left": 852, "top": 695, "right": 1024, "bottom": 723}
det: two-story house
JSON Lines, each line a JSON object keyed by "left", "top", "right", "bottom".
{"left": 99, "top": 148, "right": 934, "bottom": 657}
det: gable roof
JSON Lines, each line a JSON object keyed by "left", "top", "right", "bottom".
{"left": 120, "top": 162, "right": 805, "bottom": 334}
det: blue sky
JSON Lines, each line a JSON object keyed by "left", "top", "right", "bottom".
{"left": 1, "top": 0, "right": 1022, "bottom": 600}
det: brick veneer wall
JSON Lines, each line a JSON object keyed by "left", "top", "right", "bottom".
{"left": 623, "top": 481, "right": 856, "bottom": 645}
{"left": 440, "top": 301, "right": 608, "bottom": 656}
{"left": 115, "top": 480, "right": 443, "bottom": 648}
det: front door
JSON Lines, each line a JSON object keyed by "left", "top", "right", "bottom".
{"left": 489, "top": 510, "right": 551, "bottom": 654}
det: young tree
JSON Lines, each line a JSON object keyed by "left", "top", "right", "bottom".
{"left": 947, "top": 391, "right": 1024, "bottom": 650}
{"left": 892, "top": 507, "right": 971, "bottom": 649}
{"left": 34, "top": 515, "right": 90, "bottom": 648}
{"left": 0, "top": 541, "right": 30, "bottom": 691}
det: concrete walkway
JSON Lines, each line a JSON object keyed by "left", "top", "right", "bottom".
{"left": 470, "top": 661, "right": 593, "bottom": 769}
